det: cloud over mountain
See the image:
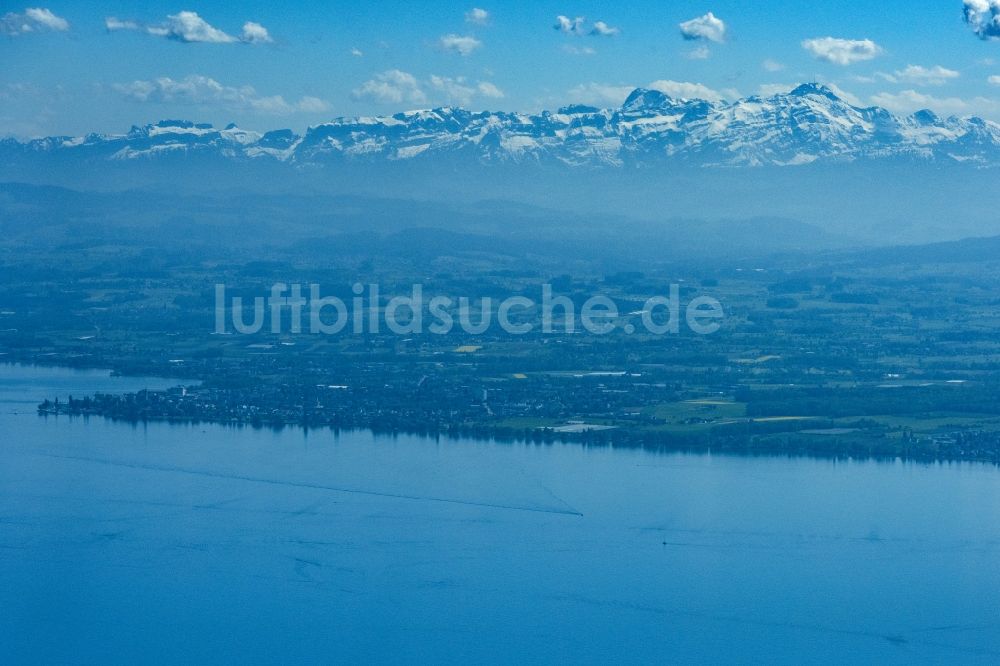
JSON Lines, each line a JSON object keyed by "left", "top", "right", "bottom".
{"left": 353, "top": 70, "right": 428, "bottom": 105}
{"left": 113, "top": 75, "right": 326, "bottom": 115}
{"left": 648, "top": 79, "right": 731, "bottom": 102}
{"left": 353, "top": 70, "right": 502, "bottom": 106}
{"left": 894, "top": 65, "right": 960, "bottom": 85}
{"left": 429, "top": 75, "right": 504, "bottom": 106}
{"left": 566, "top": 83, "right": 637, "bottom": 105}
{"left": 868, "top": 89, "right": 1000, "bottom": 116}
{"left": 568, "top": 79, "right": 731, "bottom": 105}
{"left": 802, "top": 37, "right": 882, "bottom": 65}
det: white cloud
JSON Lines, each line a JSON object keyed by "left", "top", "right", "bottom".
{"left": 465, "top": 8, "right": 489, "bottom": 25}
{"left": 1, "top": 7, "right": 69, "bottom": 34}
{"left": 477, "top": 81, "right": 504, "bottom": 98}
{"left": 590, "top": 21, "right": 619, "bottom": 37}
{"left": 893, "top": 64, "right": 960, "bottom": 86}
{"left": 24, "top": 7, "right": 68, "bottom": 30}
{"left": 429, "top": 75, "right": 478, "bottom": 106}
{"left": 147, "top": 11, "right": 236, "bottom": 43}
{"left": 105, "top": 17, "right": 138, "bottom": 31}
{"left": 296, "top": 96, "right": 331, "bottom": 113}
{"left": 249, "top": 95, "right": 300, "bottom": 114}
{"left": 436, "top": 77, "right": 502, "bottom": 105}
{"left": 113, "top": 75, "right": 329, "bottom": 115}
{"left": 762, "top": 59, "right": 785, "bottom": 72}
{"left": 350, "top": 47, "right": 363, "bottom": 57}
{"left": 562, "top": 44, "right": 596, "bottom": 55}
{"left": 0, "top": 82, "right": 41, "bottom": 100}
{"left": 964, "top": 0, "right": 1000, "bottom": 40}
{"left": 353, "top": 70, "right": 428, "bottom": 105}
{"left": 554, "top": 15, "right": 619, "bottom": 38}
{"left": 685, "top": 45, "right": 711, "bottom": 60}
{"left": 990, "top": 75, "right": 1000, "bottom": 85}
{"left": 428, "top": 76, "right": 503, "bottom": 105}
{"left": 871, "top": 89, "right": 954, "bottom": 113}
{"left": 758, "top": 83, "right": 793, "bottom": 97}
{"left": 679, "top": 12, "right": 726, "bottom": 43}
{"left": 554, "top": 15, "right": 585, "bottom": 35}
{"left": 567, "top": 83, "right": 635, "bottom": 106}
{"left": 648, "top": 80, "right": 730, "bottom": 102}
{"left": 869, "top": 89, "right": 998, "bottom": 116}
{"left": 823, "top": 82, "right": 864, "bottom": 106}
{"left": 802, "top": 37, "right": 882, "bottom": 65}
{"left": 240, "top": 21, "right": 272, "bottom": 44}
{"left": 353, "top": 70, "right": 500, "bottom": 107}
{"left": 104, "top": 11, "right": 271, "bottom": 45}
{"left": 438, "top": 33, "right": 482, "bottom": 56}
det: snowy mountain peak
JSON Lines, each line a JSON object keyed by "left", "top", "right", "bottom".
{"left": 621, "top": 88, "right": 677, "bottom": 113}
{"left": 787, "top": 83, "right": 841, "bottom": 100}
{"left": 910, "top": 109, "right": 941, "bottom": 125}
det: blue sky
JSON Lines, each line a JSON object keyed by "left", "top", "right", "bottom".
{"left": 3, "top": 1, "right": 1000, "bottom": 137}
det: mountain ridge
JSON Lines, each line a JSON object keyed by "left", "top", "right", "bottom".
{"left": 4, "top": 83, "right": 1000, "bottom": 169}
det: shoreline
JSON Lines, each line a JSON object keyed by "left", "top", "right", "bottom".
{"left": 37, "top": 400, "right": 1000, "bottom": 467}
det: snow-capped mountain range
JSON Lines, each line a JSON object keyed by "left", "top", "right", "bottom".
{"left": 5, "top": 83, "right": 1000, "bottom": 168}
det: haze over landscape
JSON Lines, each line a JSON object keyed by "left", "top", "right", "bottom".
{"left": 7, "top": 2, "right": 1000, "bottom": 242}
{"left": 5, "top": 2, "right": 1000, "bottom": 664}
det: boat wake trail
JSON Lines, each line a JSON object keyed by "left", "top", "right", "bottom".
{"left": 39, "top": 453, "right": 584, "bottom": 517}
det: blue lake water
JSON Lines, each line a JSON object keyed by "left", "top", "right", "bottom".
{"left": 2, "top": 364, "right": 1000, "bottom": 664}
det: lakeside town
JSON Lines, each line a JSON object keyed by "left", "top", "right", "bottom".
{"left": 14, "top": 236, "right": 1000, "bottom": 463}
